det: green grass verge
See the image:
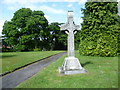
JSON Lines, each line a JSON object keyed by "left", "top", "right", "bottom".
{"left": 2, "top": 51, "right": 64, "bottom": 74}
{"left": 16, "top": 51, "right": 118, "bottom": 88}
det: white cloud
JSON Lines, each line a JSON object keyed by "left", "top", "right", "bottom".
{"left": 2, "top": 0, "right": 45, "bottom": 5}
{"left": 44, "top": 15, "right": 49, "bottom": 19}
{"left": 3, "top": 0, "right": 118, "bottom": 6}
{"left": 0, "top": 20, "right": 5, "bottom": 36}
{"left": 6, "top": 1, "right": 66, "bottom": 14}
{"left": 52, "top": 4, "right": 57, "bottom": 7}
{"left": 8, "top": 4, "right": 23, "bottom": 11}
{"left": 78, "top": 0, "right": 87, "bottom": 5}
{"left": 8, "top": 7, "right": 17, "bottom": 10}
{"left": 23, "top": 5, "right": 66, "bottom": 14}
{"left": 2, "top": 0, "right": 80, "bottom": 5}
{"left": 24, "top": 4, "right": 37, "bottom": 10}
{"left": 64, "top": 0, "right": 79, "bottom": 2}
{"left": 79, "top": 17, "right": 83, "bottom": 23}
{"left": 2, "top": 0, "right": 25, "bottom": 4}
{"left": 2, "top": 0, "right": 81, "bottom": 12}
{"left": 38, "top": 5, "right": 66, "bottom": 14}
{"left": 72, "top": 17, "right": 83, "bottom": 30}
{"left": 67, "top": 4, "right": 73, "bottom": 7}
{"left": 74, "top": 17, "right": 83, "bottom": 25}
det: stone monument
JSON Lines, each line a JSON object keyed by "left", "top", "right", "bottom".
{"left": 58, "top": 11, "right": 87, "bottom": 75}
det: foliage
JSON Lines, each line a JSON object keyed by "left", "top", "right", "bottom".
{"left": 33, "top": 48, "right": 41, "bottom": 51}
{"left": 47, "top": 22, "right": 67, "bottom": 50}
{"left": 79, "top": 1, "right": 120, "bottom": 56}
{"left": 47, "top": 22, "right": 80, "bottom": 50}
{"left": 2, "top": 8, "right": 49, "bottom": 51}
{"left": 74, "top": 31, "right": 81, "bottom": 50}
{"left": 2, "top": 8, "right": 70, "bottom": 51}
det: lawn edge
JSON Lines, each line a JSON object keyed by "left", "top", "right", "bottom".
{"left": 1, "top": 51, "right": 66, "bottom": 77}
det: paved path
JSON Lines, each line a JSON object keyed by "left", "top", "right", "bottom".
{"left": 2, "top": 52, "right": 66, "bottom": 88}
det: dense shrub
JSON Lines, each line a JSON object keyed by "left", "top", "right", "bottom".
{"left": 79, "top": 1, "right": 120, "bottom": 56}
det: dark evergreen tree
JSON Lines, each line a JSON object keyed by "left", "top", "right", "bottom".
{"left": 79, "top": 1, "right": 120, "bottom": 56}
{"left": 47, "top": 22, "right": 67, "bottom": 50}
{"left": 75, "top": 31, "right": 81, "bottom": 50}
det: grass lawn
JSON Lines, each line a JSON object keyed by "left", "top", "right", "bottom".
{"left": 16, "top": 51, "right": 118, "bottom": 88}
{"left": 2, "top": 51, "right": 64, "bottom": 74}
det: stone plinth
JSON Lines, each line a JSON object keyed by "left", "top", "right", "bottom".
{"left": 59, "top": 57, "right": 87, "bottom": 75}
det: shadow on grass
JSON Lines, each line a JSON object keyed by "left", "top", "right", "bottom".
{"left": 81, "top": 61, "right": 93, "bottom": 67}
{"left": 2, "top": 55, "right": 16, "bottom": 59}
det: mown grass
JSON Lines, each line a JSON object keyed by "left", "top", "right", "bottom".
{"left": 2, "top": 51, "right": 64, "bottom": 74}
{"left": 17, "top": 51, "right": 118, "bottom": 88}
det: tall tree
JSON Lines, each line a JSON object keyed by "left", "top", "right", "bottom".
{"left": 47, "top": 22, "right": 67, "bottom": 50}
{"left": 79, "top": 1, "right": 120, "bottom": 56}
{"left": 2, "top": 8, "right": 49, "bottom": 51}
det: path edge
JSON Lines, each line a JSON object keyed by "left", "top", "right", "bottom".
{"left": 1, "top": 52, "right": 66, "bottom": 77}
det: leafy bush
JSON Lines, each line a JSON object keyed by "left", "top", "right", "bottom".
{"left": 33, "top": 48, "right": 41, "bottom": 51}
{"left": 13, "top": 44, "right": 25, "bottom": 52}
{"left": 79, "top": 2, "right": 120, "bottom": 57}
{"left": 79, "top": 34, "right": 118, "bottom": 56}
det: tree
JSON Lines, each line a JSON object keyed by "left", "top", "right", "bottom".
{"left": 47, "top": 22, "right": 67, "bottom": 50}
{"left": 47, "top": 22, "right": 80, "bottom": 50}
{"left": 79, "top": 1, "right": 120, "bottom": 56}
{"left": 2, "top": 8, "right": 49, "bottom": 51}
{"left": 75, "top": 31, "right": 81, "bottom": 50}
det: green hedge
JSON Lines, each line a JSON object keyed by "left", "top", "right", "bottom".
{"left": 79, "top": 2, "right": 120, "bottom": 57}
{"left": 79, "top": 34, "right": 118, "bottom": 57}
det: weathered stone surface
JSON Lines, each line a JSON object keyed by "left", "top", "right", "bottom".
{"left": 62, "top": 57, "right": 83, "bottom": 70}
{"left": 59, "top": 68, "right": 87, "bottom": 75}
{"left": 60, "top": 11, "right": 80, "bottom": 57}
{"left": 59, "top": 11, "right": 87, "bottom": 75}
{"left": 59, "top": 57, "right": 87, "bottom": 75}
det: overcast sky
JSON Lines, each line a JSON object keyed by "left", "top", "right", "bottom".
{"left": 0, "top": 0, "right": 120, "bottom": 36}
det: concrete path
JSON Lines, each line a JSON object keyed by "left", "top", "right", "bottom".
{"left": 2, "top": 52, "right": 66, "bottom": 88}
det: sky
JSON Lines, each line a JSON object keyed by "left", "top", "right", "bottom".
{"left": 0, "top": 0, "right": 120, "bottom": 36}
{"left": 0, "top": 0, "right": 87, "bottom": 36}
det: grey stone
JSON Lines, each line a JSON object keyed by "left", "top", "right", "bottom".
{"left": 59, "top": 11, "right": 87, "bottom": 75}
{"left": 59, "top": 68, "right": 87, "bottom": 75}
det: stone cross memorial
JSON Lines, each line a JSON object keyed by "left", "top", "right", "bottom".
{"left": 59, "top": 11, "right": 87, "bottom": 75}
